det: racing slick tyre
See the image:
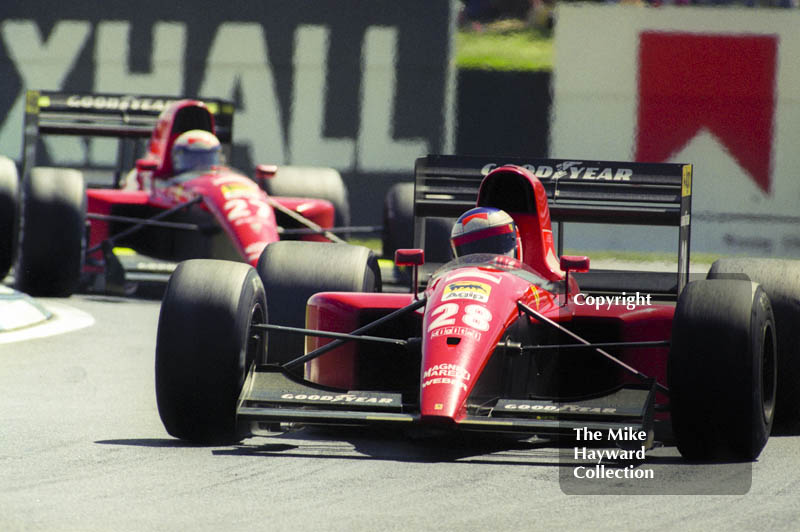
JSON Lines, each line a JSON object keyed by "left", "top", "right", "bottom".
{"left": 381, "top": 181, "right": 453, "bottom": 262}
{"left": 15, "top": 167, "right": 86, "bottom": 296}
{"left": 669, "top": 279, "right": 777, "bottom": 461}
{"left": 0, "top": 156, "right": 18, "bottom": 279}
{"left": 708, "top": 258, "right": 800, "bottom": 433}
{"left": 256, "top": 241, "right": 381, "bottom": 374}
{"left": 155, "top": 259, "right": 267, "bottom": 444}
{"left": 262, "top": 165, "right": 350, "bottom": 227}
{"left": 382, "top": 182, "right": 414, "bottom": 258}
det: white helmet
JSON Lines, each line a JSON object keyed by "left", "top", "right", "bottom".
{"left": 171, "top": 129, "right": 221, "bottom": 173}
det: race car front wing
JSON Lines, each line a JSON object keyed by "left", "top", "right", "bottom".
{"left": 237, "top": 365, "right": 656, "bottom": 439}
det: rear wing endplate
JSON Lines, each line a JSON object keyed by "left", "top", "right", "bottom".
{"left": 413, "top": 155, "right": 692, "bottom": 294}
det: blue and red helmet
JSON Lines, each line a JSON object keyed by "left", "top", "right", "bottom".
{"left": 450, "top": 207, "right": 521, "bottom": 259}
{"left": 171, "top": 129, "right": 221, "bottom": 174}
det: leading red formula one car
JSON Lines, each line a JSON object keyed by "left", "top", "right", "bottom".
{"left": 12, "top": 90, "right": 351, "bottom": 296}
{"left": 156, "top": 155, "right": 784, "bottom": 462}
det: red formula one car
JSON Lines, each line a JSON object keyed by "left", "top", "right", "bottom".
{"left": 156, "top": 155, "right": 785, "bottom": 462}
{"left": 11, "top": 90, "right": 352, "bottom": 296}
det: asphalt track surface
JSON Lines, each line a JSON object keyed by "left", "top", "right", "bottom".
{"left": 2, "top": 293, "right": 799, "bottom": 532}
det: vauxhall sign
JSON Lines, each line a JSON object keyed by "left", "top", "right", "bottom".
{"left": 0, "top": 1, "right": 455, "bottom": 178}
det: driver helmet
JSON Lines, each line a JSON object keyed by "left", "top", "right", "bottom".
{"left": 450, "top": 207, "right": 521, "bottom": 259}
{"left": 171, "top": 129, "right": 221, "bottom": 174}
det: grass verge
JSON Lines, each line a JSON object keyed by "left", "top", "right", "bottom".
{"left": 456, "top": 26, "right": 553, "bottom": 72}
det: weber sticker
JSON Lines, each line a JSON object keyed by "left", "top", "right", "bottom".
{"left": 443, "top": 281, "right": 491, "bottom": 302}
{"left": 422, "top": 363, "right": 471, "bottom": 392}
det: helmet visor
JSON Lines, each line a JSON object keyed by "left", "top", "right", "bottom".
{"left": 174, "top": 148, "right": 220, "bottom": 173}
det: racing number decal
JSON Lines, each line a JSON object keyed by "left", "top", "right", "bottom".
{"left": 224, "top": 198, "right": 271, "bottom": 223}
{"left": 224, "top": 198, "right": 250, "bottom": 221}
{"left": 428, "top": 303, "right": 459, "bottom": 332}
{"left": 462, "top": 304, "right": 492, "bottom": 332}
{"left": 427, "top": 303, "right": 492, "bottom": 333}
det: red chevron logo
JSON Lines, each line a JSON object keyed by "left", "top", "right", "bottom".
{"left": 636, "top": 32, "right": 777, "bottom": 194}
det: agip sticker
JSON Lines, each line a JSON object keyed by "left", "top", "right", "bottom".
{"left": 221, "top": 182, "right": 257, "bottom": 199}
{"left": 442, "top": 281, "right": 491, "bottom": 303}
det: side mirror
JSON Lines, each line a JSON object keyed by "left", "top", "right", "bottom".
{"left": 255, "top": 164, "right": 278, "bottom": 191}
{"left": 255, "top": 164, "right": 278, "bottom": 180}
{"left": 394, "top": 248, "right": 425, "bottom": 267}
{"left": 560, "top": 255, "right": 590, "bottom": 273}
{"left": 559, "top": 255, "right": 589, "bottom": 308}
{"left": 395, "top": 249, "right": 424, "bottom": 298}
{"left": 136, "top": 158, "right": 157, "bottom": 172}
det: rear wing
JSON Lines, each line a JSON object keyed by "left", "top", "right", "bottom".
{"left": 413, "top": 155, "right": 693, "bottom": 295}
{"left": 21, "top": 90, "right": 234, "bottom": 187}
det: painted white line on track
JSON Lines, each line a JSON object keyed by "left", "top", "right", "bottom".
{"left": 0, "top": 301, "right": 95, "bottom": 344}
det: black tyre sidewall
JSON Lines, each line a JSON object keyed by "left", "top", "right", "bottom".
{"left": 382, "top": 182, "right": 414, "bottom": 258}
{"left": 257, "top": 241, "right": 380, "bottom": 370}
{"left": 155, "top": 259, "right": 267, "bottom": 443}
{"left": 709, "top": 258, "right": 800, "bottom": 432}
{"left": 0, "top": 156, "right": 18, "bottom": 279}
{"left": 669, "top": 279, "right": 776, "bottom": 461}
{"left": 381, "top": 182, "right": 454, "bottom": 263}
{"left": 265, "top": 166, "right": 350, "bottom": 227}
{"left": 15, "top": 167, "right": 86, "bottom": 296}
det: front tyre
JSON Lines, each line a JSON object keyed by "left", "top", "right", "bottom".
{"left": 155, "top": 259, "right": 267, "bottom": 444}
{"left": 257, "top": 241, "right": 380, "bottom": 373}
{"left": 669, "top": 279, "right": 776, "bottom": 461}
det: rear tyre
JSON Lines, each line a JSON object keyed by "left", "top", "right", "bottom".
{"left": 708, "top": 258, "right": 800, "bottom": 433}
{"left": 262, "top": 166, "right": 350, "bottom": 227}
{"left": 382, "top": 182, "right": 414, "bottom": 258}
{"left": 0, "top": 156, "right": 18, "bottom": 279}
{"left": 423, "top": 217, "right": 456, "bottom": 264}
{"left": 15, "top": 167, "right": 86, "bottom": 296}
{"left": 256, "top": 241, "right": 381, "bottom": 373}
{"left": 382, "top": 181, "right": 453, "bottom": 263}
{"left": 155, "top": 259, "right": 267, "bottom": 444}
{"left": 669, "top": 279, "right": 776, "bottom": 461}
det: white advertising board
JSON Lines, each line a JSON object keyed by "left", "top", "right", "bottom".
{"left": 552, "top": 5, "right": 800, "bottom": 257}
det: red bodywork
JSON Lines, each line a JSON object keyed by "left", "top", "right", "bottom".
{"left": 85, "top": 100, "right": 333, "bottom": 269}
{"left": 304, "top": 165, "right": 673, "bottom": 425}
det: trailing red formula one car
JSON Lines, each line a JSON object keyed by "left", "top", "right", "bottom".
{"left": 12, "top": 90, "right": 352, "bottom": 296}
{"left": 156, "top": 155, "right": 785, "bottom": 462}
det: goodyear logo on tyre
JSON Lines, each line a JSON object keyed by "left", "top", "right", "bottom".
{"left": 443, "top": 281, "right": 491, "bottom": 303}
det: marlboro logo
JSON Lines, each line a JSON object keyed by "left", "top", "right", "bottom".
{"left": 636, "top": 32, "right": 777, "bottom": 194}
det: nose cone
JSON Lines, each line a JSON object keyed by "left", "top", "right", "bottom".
{"left": 420, "top": 271, "right": 518, "bottom": 422}
{"left": 420, "top": 357, "right": 475, "bottom": 421}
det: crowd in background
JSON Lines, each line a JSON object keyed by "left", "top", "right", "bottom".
{"left": 460, "top": 0, "right": 798, "bottom": 31}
